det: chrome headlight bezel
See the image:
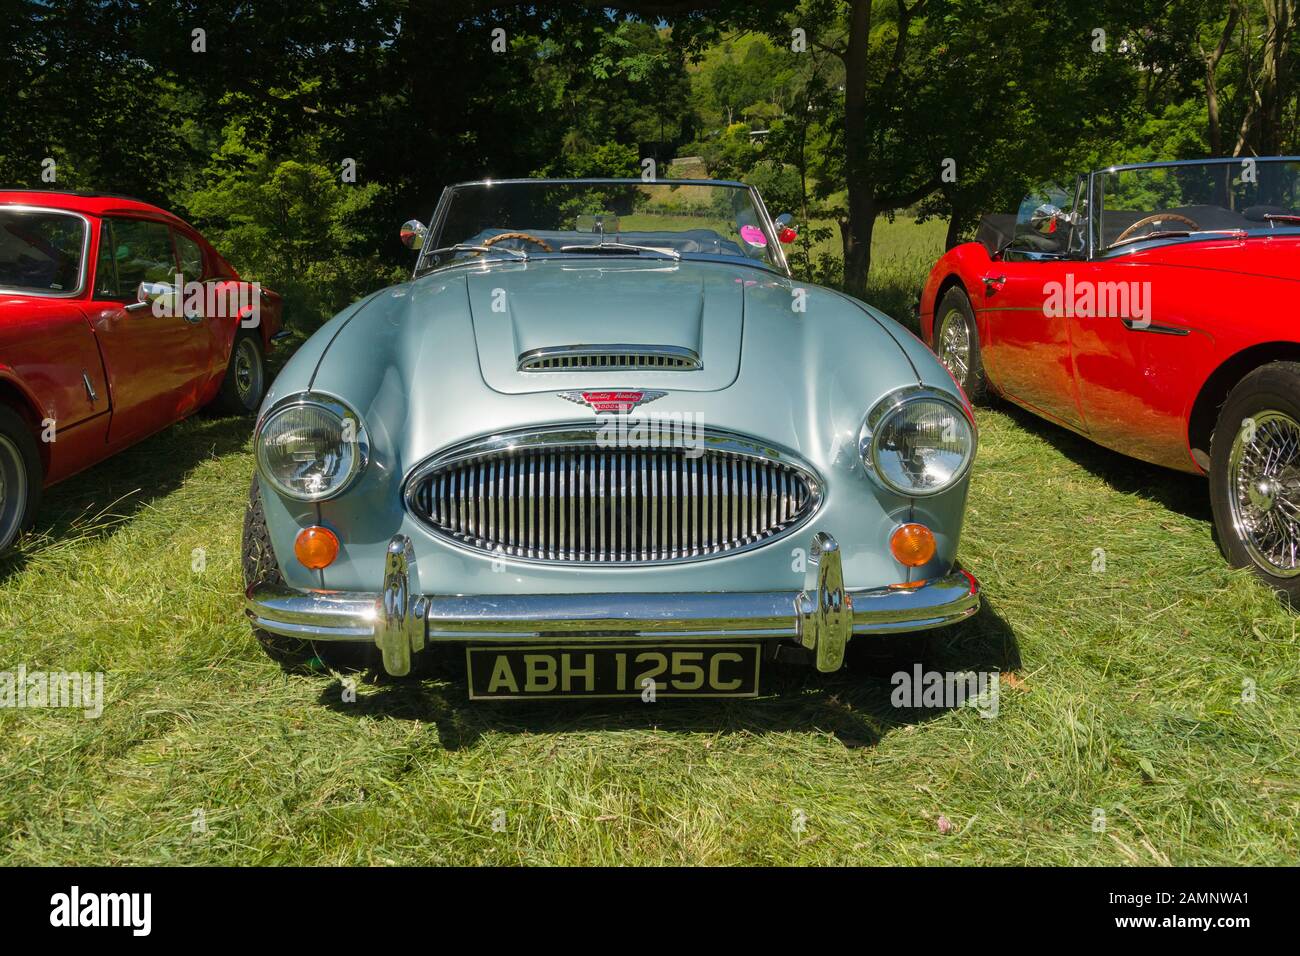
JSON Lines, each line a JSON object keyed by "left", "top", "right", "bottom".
{"left": 254, "top": 393, "right": 371, "bottom": 502}
{"left": 859, "top": 385, "right": 977, "bottom": 498}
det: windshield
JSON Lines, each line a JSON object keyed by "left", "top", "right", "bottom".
{"left": 1098, "top": 159, "right": 1300, "bottom": 252}
{"left": 0, "top": 207, "right": 87, "bottom": 295}
{"left": 422, "top": 180, "right": 785, "bottom": 272}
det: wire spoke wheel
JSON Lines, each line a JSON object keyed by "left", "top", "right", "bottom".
{"left": 1228, "top": 409, "right": 1300, "bottom": 577}
{"left": 938, "top": 308, "right": 971, "bottom": 383}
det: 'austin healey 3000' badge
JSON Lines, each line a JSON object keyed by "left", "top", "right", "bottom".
{"left": 557, "top": 390, "right": 667, "bottom": 414}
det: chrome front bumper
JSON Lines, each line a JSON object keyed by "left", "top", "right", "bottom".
{"left": 246, "top": 532, "right": 980, "bottom": 676}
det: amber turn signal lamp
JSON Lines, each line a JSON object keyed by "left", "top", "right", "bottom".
{"left": 295, "top": 526, "right": 340, "bottom": 570}
{"left": 890, "top": 523, "right": 936, "bottom": 567}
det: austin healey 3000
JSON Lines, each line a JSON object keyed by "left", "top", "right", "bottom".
{"left": 243, "top": 178, "right": 979, "bottom": 699}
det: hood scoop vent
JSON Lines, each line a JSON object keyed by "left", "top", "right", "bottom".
{"left": 518, "top": 345, "right": 701, "bottom": 372}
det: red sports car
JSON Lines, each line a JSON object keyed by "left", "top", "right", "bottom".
{"left": 919, "top": 157, "right": 1300, "bottom": 597}
{"left": 0, "top": 190, "right": 283, "bottom": 553}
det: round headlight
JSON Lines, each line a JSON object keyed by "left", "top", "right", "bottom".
{"left": 860, "top": 389, "right": 975, "bottom": 497}
{"left": 255, "top": 397, "right": 369, "bottom": 501}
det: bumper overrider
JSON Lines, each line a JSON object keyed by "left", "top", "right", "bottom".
{"left": 245, "top": 530, "right": 980, "bottom": 677}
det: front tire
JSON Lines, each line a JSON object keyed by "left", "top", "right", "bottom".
{"left": 212, "top": 331, "right": 266, "bottom": 416}
{"left": 1209, "top": 361, "right": 1300, "bottom": 603}
{"left": 933, "top": 286, "right": 988, "bottom": 403}
{"left": 0, "top": 405, "right": 42, "bottom": 555}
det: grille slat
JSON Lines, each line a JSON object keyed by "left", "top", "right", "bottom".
{"left": 413, "top": 443, "right": 815, "bottom": 565}
{"left": 519, "top": 347, "right": 702, "bottom": 372}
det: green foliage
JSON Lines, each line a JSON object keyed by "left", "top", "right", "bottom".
{"left": 184, "top": 128, "right": 402, "bottom": 329}
{"left": 683, "top": 122, "right": 762, "bottom": 181}
{"left": 743, "top": 160, "right": 802, "bottom": 215}
{"left": 536, "top": 140, "right": 642, "bottom": 178}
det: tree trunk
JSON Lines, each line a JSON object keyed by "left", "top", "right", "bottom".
{"left": 945, "top": 212, "right": 965, "bottom": 251}
{"left": 840, "top": 192, "right": 875, "bottom": 297}
{"left": 839, "top": 0, "right": 873, "bottom": 297}
{"left": 1203, "top": 4, "right": 1240, "bottom": 155}
{"left": 1233, "top": 0, "right": 1296, "bottom": 154}
{"left": 1258, "top": 0, "right": 1295, "bottom": 154}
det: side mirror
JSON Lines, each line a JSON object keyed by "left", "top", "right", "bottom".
{"left": 1029, "top": 204, "right": 1073, "bottom": 237}
{"left": 129, "top": 280, "right": 175, "bottom": 313}
{"left": 774, "top": 213, "right": 798, "bottom": 244}
{"left": 400, "top": 219, "right": 427, "bottom": 251}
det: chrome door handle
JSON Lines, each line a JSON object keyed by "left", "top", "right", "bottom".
{"left": 982, "top": 274, "right": 1006, "bottom": 294}
{"left": 1120, "top": 318, "right": 1189, "bottom": 336}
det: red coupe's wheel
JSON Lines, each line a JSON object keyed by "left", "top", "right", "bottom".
{"left": 1210, "top": 361, "right": 1300, "bottom": 604}
{"left": 0, "top": 405, "right": 42, "bottom": 556}
{"left": 934, "top": 286, "right": 988, "bottom": 403}
{"left": 212, "top": 330, "right": 266, "bottom": 416}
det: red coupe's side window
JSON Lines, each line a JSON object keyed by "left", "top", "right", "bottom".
{"left": 95, "top": 217, "right": 177, "bottom": 297}
{"left": 173, "top": 230, "right": 205, "bottom": 280}
{"left": 93, "top": 220, "right": 120, "bottom": 298}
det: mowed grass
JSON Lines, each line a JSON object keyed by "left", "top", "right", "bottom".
{"left": 1, "top": 224, "right": 1297, "bottom": 865}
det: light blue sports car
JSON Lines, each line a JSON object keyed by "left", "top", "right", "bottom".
{"left": 242, "top": 178, "right": 979, "bottom": 699}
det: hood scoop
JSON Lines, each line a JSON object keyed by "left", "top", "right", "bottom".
{"left": 466, "top": 260, "right": 746, "bottom": 394}
{"left": 518, "top": 344, "right": 702, "bottom": 372}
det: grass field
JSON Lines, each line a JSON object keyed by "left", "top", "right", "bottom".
{"left": 1, "top": 222, "right": 1296, "bottom": 865}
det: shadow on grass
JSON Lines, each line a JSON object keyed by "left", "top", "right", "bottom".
{"left": 316, "top": 598, "right": 1020, "bottom": 751}
{"left": 0, "top": 413, "right": 255, "bottom": 582}
{"left": 993, "top": 400, "right": 1209, "bottom": 523}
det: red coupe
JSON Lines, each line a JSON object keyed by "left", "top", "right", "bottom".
{"left": 0, "top": 190, "right": 283, "bottom": 553}
{"left": 920, "top": 157, "right": 1300, "bottom": 597}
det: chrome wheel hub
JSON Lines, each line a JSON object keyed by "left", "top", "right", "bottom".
{"left": 1228, "top": 410, "right": 1300, "bottom": 577}
{"left": 938, "top": 309, "right": 971, "bottom": 383}
{"left": 235, "top": 339, "right": 262, "bottom": 403}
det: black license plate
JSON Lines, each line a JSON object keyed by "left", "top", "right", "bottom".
{"left": 465, "top": 643, "right": 761, "bottom": 700}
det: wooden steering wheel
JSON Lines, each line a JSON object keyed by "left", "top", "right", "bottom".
{"left": 481, "top": 231, "right": 553, "bottom": 252}
{"left": 1114, "top": 212, "right": 1201, "bottom": 244}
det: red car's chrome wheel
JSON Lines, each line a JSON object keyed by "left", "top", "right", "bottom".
{"left": 1227, "top": 409, "right": 1300, "bottom": 578}
{"left": 932, "top": 286, "right": 987, "bottom": 403}
{"left": 938, "top": 308, "right": 971, "bottom": 382}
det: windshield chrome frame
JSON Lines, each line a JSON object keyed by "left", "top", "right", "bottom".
{"left": 0, "top": 204, "right": 92, "bottom": 298}
{"left": 413, "top": 178, "right": 791, "bottom": 278}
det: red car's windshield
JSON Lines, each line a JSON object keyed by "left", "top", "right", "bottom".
{"left": 1098, "top": 159, "right": 1300, "bottom": 251}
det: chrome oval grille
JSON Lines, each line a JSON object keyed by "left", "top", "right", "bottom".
{"left": 518, "top": 346, "right": 701, "bottom": 372}
{"left": 409, "top": 440, "right": 818, "bottom": 564}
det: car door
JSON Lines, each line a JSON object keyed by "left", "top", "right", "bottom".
{"left": 1067, "top": 258, "right": 1215, "bottom": 470}
{"left": 86, "top": 216, "right": 210, "bottom": 446}
{"left": 980, "top": 182, "right": 1090, "bottom": 431}
{"left": 982, "top": 252, "right": 1088, "bottom": 432}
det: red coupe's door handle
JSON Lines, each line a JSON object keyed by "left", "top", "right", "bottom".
{"left": 982, "top": 274, "right": 1006, "bottom": 295}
